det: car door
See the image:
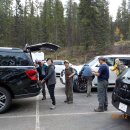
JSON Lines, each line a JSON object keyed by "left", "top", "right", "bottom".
{"left": 105, "top": 57, "right": 116, "bottom": 85}
{"left": 92, "top": 57, "right": 116, "bottom": 86}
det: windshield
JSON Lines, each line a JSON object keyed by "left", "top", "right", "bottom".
{"left": 53, "top": 61, "right": 64, "bottom": 65}
{"left": 86, "top": 57, "right": 98, "bottom": 67}
{"left": 125, "top": 69, "right": 130, "bottom": 78}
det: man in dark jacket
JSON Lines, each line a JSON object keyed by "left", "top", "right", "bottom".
{"left": 42, "top": 58, "right": 56, "bottom": 110}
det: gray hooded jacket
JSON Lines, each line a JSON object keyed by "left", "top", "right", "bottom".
{"left": 44, "top": 64, "right": 56, "bottom": 85}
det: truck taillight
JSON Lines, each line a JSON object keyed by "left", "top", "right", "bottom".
{"left": 25, "top": 70, "right": 37, "bottom": 81}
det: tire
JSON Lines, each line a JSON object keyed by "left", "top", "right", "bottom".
{"left": 0, "top": 87, "right": 12, "bottom": 113}
{"left": 73, "top": 79, "right": 87, "bottom": 93}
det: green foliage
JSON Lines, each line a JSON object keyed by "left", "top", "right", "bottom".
{"left": 79, "top": 0, "right": 111, "bottom": 53}
{"left": 115, "top": 0, "right": 129, "bottom": 41}
{"left": 0, "top": 0, "right": 115, "bottom": 55}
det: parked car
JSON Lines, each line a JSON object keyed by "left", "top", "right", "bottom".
{"left": 54, "top": 60, "right": 73, "bottom": 76}
{"left": 53, "top": 60, "right": 65, "bottom": 76}
{"left": 0, "top": 43, "right": 60, "bottom": 113}
{"left": 112, "top": 68, "right": 130, "bottom": 116}
{"left": 60, "top": 65, "right": 83, "bottom": 84}
{"left": 60, "top": 55, "right": 130, "bottom": 93}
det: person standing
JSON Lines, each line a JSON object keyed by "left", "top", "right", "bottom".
{"left": 37, "top": 61, "right": 48, "bottom": 100}
{"left": 93, "top": 57, "right": 109, "bottom": 112}
{"left": 64, "top": 60, "right": 75, "bottom": 104}
{"left": 111, "top": 58, "right": 120, "bottom": 77}
{"left": 42, "top": 58, "right": 56, "bottom": 110}
{"left": 111, "top": 58, "right": 127, "bottom": 77}
{"left": 79, "top": 64, "right": 93, "bottom": 97}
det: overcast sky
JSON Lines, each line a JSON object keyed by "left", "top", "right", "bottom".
{"left": 21, "top": 0, "right": 125, "bottom": 20}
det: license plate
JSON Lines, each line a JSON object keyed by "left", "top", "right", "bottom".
{"left": 119, "top": 102, "right": 127, "bottom": 112}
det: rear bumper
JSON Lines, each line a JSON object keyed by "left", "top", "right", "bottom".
{"left": 112, "top": 92, "right": 130, "bottom": 116}
{"left": 14, "top": 85, "right": 41, "bottom": 99}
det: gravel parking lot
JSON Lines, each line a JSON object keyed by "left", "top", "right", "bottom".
{"left": 0, "top": 78, "right": 130, "bottom": 130}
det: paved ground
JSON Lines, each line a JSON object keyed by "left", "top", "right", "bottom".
{"left": 0, "top": 78, "right": 130, "bottom": 130}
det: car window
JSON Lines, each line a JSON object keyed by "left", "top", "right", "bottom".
{"left": 106, "top": 58, "right": 114, "bottom": 66}
{"left": 53, "top": 61, "right": 63, "bottom": 65}
{"left": 126, "top": 69, "right": 130, "bottom": 77}
{"left": 0, "top": 52, "right": 33, "bottom": 66}
{"left": 119, "top": 58, "right": 130, "bottom": 66}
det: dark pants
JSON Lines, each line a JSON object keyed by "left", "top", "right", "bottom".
{"left": 38, "top": 81, "right": 46, "bottom": 98}
{"left": 42, "top": 83, "right": 46, "bottom": 98}
{"left": 97, "top": 80, "right": 108, "bottom": 107}
{"left": 47, "top": 84, "right": 56, "bottom": 105}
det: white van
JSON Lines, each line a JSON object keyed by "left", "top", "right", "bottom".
{"left": 60, "top": 55, "right": 130, "bottom": 92}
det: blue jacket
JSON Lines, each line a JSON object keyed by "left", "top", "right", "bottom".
{"left": 79, "top": 65, "right": 92, "bottom": 77}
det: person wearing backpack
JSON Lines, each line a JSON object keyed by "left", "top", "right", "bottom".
{"left": 111, "top": 58, "right": 127, "bottom": 77}
{"left": 79, "top": 64, "right": 94, "bottom": 97}
{"left": 64, "top": 60, "right": 75, "bottom": 104}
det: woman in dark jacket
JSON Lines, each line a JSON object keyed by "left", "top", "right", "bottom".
{"left": 42, "top": 58, "right": 56, "bottom": 110}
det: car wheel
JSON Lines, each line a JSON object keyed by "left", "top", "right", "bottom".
{"left": 0, "top": 87, "right": 12, "bottom": 113}
{"left": 73, "top": 79, "right": 87, "bottom": 93}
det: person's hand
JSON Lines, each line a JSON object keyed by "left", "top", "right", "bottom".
{"left": 92, "top": 71, "right": 96, "bottom": 75}
{"left": 41, "top": 79, "right": 45, "bottom": 84}
{"left": 67, "top": 76, "right": 71, "bottom": 80}
{"left": 68, "top": 75, "right": 71, "bottom": 78}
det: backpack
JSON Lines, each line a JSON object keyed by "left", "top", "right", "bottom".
{"left": 117, "top": 64, "right": 126, "bottom": 75}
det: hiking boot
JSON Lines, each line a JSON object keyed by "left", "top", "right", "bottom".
{"left": 42, "top": 96, "right": 46, "bottom": 100}
{"left": 104, "top": 105, "right": 108, "bottom": 111}
{"left": 67, "top": 101, "right": 73, "bottom": 104}
{"left": 86, "top": 94, "right": 91, "bottom": 97}
{"left": 50, "top": 105, "right": 56, "bottom": 110}
{"left": 64, "top": 100, "right": 68, "bottom": 103}
{"left": 94, "top": 106, "right": 104, "bottom": 112}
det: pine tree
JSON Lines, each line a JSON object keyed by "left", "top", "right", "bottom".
{"left": 0, "top": 0, "right": 13, "bottom": 46}
{"left": 95, "top": 0, "right": 110, "bottom": 50}
{"left": 115, "top": 0, "right": 129, "bottom": 41}
{"left": 128, "top": 0, "right": 130, "bottom": 39}
{"left": 72, "top": 2, "right": 80, "bottom": 46}
{"left": 79, "top": 0, "right": 111, "bottom": 53}
{"left": 79, "top": 0, "right": 94, "bottom": 49}
{"left": 13, "top": 0, "right": 25, "bottom": 47}
{"left": 53, "top": 0, "right": 65, "bottom": 46}
{"left": 40, "top": 0, "right": 54, "bottom": 42}
{"left": 66, "top": 0, "right": 79, "bottom": 47}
